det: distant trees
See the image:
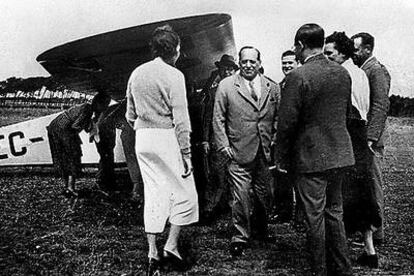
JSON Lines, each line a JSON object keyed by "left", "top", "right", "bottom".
{"left": 1, "top": 76, "right": 413, "bottom": 116}
{"left": 0, "top": 77, "right": 25, "bottom": 95}
{"left": 0, "top": 76, "right": 66, "bottom": 96}
{"left": 389, "top": 95, "right": 414, "bottom": 117}
{"left": 0, "top": 76, "right": 91, "bottom": 109}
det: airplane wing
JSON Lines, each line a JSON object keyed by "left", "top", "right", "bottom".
{"left": 36, "top": 13, "right": 237, "bottom": 101}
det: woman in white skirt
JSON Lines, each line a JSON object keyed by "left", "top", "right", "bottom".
{"left": 125, "top": 25, "right": 198, "bottom": 275}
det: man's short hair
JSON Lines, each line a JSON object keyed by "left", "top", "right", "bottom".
{"left": 325, "top": 31, "right": 355, "bottom": 59}
{"left": 281, "top": 50, "right": 296, "bottom": 59}
{"left": 238, "top": 46, "right": 261, "bottom": 61}
{"left": 351, "top": 32, "right": 375, "bottom": 51}
{"left": 294, "top": 23, "right": 325, "bottom": 49}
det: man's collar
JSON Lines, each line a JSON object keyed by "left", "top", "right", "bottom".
{"left": 361, "top": 55, "right": 375, "bottom": 69}
{"left": 304, "top": 52, "right": 324, "bottom": 64}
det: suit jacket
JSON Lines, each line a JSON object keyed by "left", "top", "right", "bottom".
{"left": 279, "top": 77, "right": 287, "bottom": 91}
{"left": 361, "top": 56, "right": 391, "bottom": 148}
{"left": 213, "top": 73, "right": 280, "bottom": 164}
{"left": 201, "top": 70, "right": 221, "bottom": 144}
{"left": 275, "top": 53, "right": 355, "bottom": 173}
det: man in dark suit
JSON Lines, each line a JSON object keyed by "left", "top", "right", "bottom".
{"left": 213, "top": 46, "right": 280, "bottom": 256}
{"left": 275, "top": 24, "right": 354, "bottom": 276}
{"left": 272, "top": 49, "right": 300, "bottom": 225}
{"left": 91, "top": 93, "right": 117, "bottom": 191}
{"left": 103, "top": 100, "right": 143, "bottom": 200}
{"left": 351, "top": 32, "right": 391, "bottom": 246}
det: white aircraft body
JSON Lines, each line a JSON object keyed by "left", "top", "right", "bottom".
{"left": 0, "top": 113, "right": 126, "bottom": 166}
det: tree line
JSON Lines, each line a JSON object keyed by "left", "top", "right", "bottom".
{"left": 0, "top": 77, "right": 91, "bottom": 109}
{"left": 389, "top": 95, "right": 414, "bottom": 117}
{"left": 1, "top": 76, "right": 413, "bottom": 117}
{"left": 0, "top": 76, "right": 65, "bottom": 95}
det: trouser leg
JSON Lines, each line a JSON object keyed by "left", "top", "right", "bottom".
{"left": 251, "top": 149, "right": 273, "bottom": 238}
{"left": 120, "top": 124, "right": 142, "bottom": 194}
{"left": 274, "top": 171, "right": 294, "bottom": 222}
{"left": 204, "top": 150, "right": 230, "bottom": 213}
{"left": 293, "top": 178, "right": 307, "bottom": 229}
{"left": 294, "top": 177, "right": 304, "bottom": 209}
{"left": 202, "top": 150, "right": 218, "bottom": 213}
{"left": 325, "top": 170, "right": 352, "bottom": 276}
{"left": 297, "top": 172, "right": 327, "bottom": 276}
{"left": 370, "top": 152, "right": 384, "bottom": 240}
{"left": 96, "top": 140, "right": 116, "bottom": 190}
{"left": 192, "top": 145, "right": 208, "bottom": 211}
{"left": 228, "top": 161, "right": 253, "bottom": 244}
{"left": 214, "top": 151, "right": 231, "bottom": 211}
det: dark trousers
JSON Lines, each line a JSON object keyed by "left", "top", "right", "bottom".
{"left": 297, "top": 168, "right": 352, "bottom": 276}
{"left": 192, "top": 145, "right": 208, "bottom": 211}
{"left": 343, "top": 119, "right": 382, "bottom": 234}
{"left": 228, "top": 148, "right": 273, "bottom": 243}
{"left": 274, "top": 171, "right": 294, "bottom": 221}
{"left": 203, "top": 149, "right": 230, "bottom": 214}
{"left": 370, "top": 151, "right": 385, "bottom": 240}
{"left": 96, "top": 125, "right": 116, "bottom": 190}
{"left": 120, "top": 122, "right": 142, "bottom": 195}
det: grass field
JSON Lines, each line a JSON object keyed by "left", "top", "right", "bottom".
{"left": 1, "top": 109, "right": 414, "bottom": 275}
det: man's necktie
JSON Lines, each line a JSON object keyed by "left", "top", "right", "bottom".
{"left": 249, "top": 81, "right": 258, "bottom": 102}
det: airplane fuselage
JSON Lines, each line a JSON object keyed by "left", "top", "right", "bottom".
{"left": 0, "top": 113, "right": 126, "bottom": 166}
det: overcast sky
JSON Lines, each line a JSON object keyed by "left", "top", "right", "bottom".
{"left": 1, "top": 0, "right": 413, "bottom": 96}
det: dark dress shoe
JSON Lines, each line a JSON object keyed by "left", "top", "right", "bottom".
{"left": 229, "top": 242, "right": 246, "bottom": 257}
{"left": 146, "top": 258, "right": 161, "bottom": 276}
{"left": 162, "top": 250, "right": 188, "bottom": 271}
{"left": 356, "top": 253, "right": 379, "bottom": 268}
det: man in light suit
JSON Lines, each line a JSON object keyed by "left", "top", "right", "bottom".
{"left": 351, "top": 32, "right": 391, "bottom": 246}
{"left": 275, "top": 24, "right": 354, "bottom": 276}
{"left": 213, "top": 46, "right": 280, "bottom": 256}
{"left": 200, "top": 54, "right": 238, "bottom": 222}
